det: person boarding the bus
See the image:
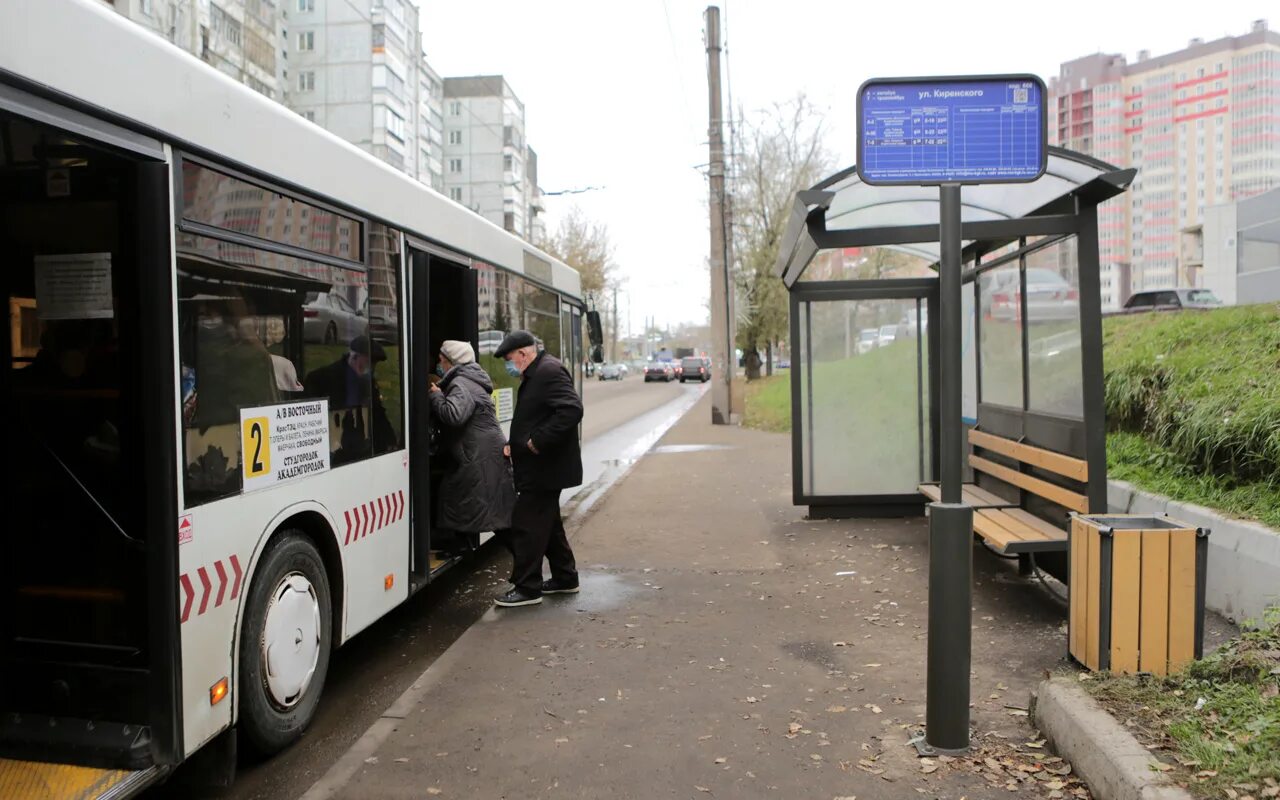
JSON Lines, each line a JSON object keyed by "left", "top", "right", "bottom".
{"left": 492, "top": 330, "right": 583, "bottom": 607}
{"left": 428, "top": 340, "right": 515, "bottom": 551}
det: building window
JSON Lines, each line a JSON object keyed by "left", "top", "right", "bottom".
{"left": 298, "top": 71, "right": 315, "bottom": 92}
{"left": 386, "top": 109, "right": 406, "bottom": 142}
{"left": 448, "top": 158, "right": 463, "bottom": 173}
{"left": 140, "top": 0, "right": 153, "bottom": 14}
{"left": 449, "top": 187, "right": 463, "bottom": 202}
{"left": 211, "top": 3, "right": 242, "bottom": 47}
{"left": 503, "top": 155, "right": 513, "bottom": 171}
{"left": 297, "top": 31, "right": 315, "bottom": 51}
{"left": 449, "top": 101, "right": 461, "bottom": 116}
{"left": 448, "top": 130, "right": 462, "bottom": 145}
{"left": 298, "top": 0, "right": 314, "bottom": 10}
{"left": 303, "top": 110, "right": 316, "bottom": 122}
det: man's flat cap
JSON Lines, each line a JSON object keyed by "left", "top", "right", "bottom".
{"left": 494, "top": 329, "right": 537, "bottom": 359}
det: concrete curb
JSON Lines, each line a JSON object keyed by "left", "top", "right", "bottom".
{"left": 1033, "top": 678, "right": 1192, "bottom": 800}
{"left": 1108, "top": 479, "right": 1280, "bottom": 623}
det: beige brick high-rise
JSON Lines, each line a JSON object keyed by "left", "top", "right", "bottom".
{"left": 1049, "top": 21, "right": 1279, "bottom": 307}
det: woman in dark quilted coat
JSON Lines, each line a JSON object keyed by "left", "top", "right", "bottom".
{"left": 429, "top": 340, "right": 515, "bottom": 537}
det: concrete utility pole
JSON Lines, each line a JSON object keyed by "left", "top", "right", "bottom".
{"left": 610, "top": 286, "right": 619, "bottom": 363}
{"left": 705, "top": 5, "right": 732, "bottom": 424}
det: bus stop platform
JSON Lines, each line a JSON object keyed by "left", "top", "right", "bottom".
{"left": 307, "top": 395, "right": 1120, "bottom": 799}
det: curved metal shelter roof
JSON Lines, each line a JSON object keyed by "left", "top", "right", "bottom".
{"left": 776, "top": 146, "right": 1135, "bottom": 286}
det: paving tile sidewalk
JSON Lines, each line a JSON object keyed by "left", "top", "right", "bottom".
{"left": 331, "top": 395, "right": 1093, "bottom": 800}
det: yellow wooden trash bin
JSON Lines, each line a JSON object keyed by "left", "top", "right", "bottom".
{"left": 1068, "top": 514, "right": 1209, "bottom": 676}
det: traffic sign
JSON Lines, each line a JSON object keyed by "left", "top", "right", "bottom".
{"left": 857, "top": 75, "right": 1047, "bottom": 186}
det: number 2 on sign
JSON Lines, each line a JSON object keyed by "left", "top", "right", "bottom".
{"left": 243, "top": 417, "right": 271, "bottom": 478}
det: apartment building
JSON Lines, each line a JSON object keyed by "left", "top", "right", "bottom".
{"left": 106, "top": 0, "right": 282, "bottom": 99}
{"left": 443, "top": 75, "right": 544, "bottom": 240}
{"left": 1049, "top": 20, "right": 1280, "bottom": 307}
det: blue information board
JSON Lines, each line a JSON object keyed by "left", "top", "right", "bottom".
{"left": 856, "top": 75, "right": 1047, "bottom": 186}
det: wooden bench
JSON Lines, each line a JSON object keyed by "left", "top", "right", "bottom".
{"left": 918, "top": 429, "right": 1090, "bottom": 555}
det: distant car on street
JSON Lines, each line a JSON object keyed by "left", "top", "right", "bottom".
{"left": 857, "top": 328, "right": 879, "bottom": 355}
{"left": 303, "top": 291, "right": 367, "bottom": 344}
{"left": 598, "top": 363, "right": 625, "bottom": 381}
{"left": 679, "top": 356, "right": 710, "bottom": 383}
{"left": 478, "top": 329, "right": 505, "bottom": 355}
{"left": 644, "top": 362, "right": 675, "bottom": 382}
{"left": 1121, "top": 288, "right": 1223, "bottom": 313}
{"left": 877, "top": 324, "right": 898, "bottom": 348}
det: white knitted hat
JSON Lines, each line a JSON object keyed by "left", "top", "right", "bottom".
{"left": 440, "top": 340, "right": 475, "bottom": 366}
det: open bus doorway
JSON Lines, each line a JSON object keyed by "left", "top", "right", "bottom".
{"left": 408, "top": 248, "right": 478, "bottom": 584}
{"left": 0, "top": 108, "right": 179, "bottom": 775}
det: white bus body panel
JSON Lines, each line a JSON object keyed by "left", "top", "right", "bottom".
{"left": 178, "top": 452, "right": 409, "bottom": 753}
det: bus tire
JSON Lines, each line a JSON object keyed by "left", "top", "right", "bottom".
{"left": 238, "top": 532, "right": 332, "bottom": 756}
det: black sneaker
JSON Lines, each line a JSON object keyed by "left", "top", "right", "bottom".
{"left": 495, "top": 588, "right": 542, "bottom": 607}
{"left": 541, "top": 579, "right": 580, "bottom": 595}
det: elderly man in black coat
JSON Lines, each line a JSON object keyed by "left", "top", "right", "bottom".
{"left": 492, "top": 330, "right": 583, "bottom": 607}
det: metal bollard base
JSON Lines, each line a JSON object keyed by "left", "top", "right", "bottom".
{"left": 925, "top": 501, "right": 974, "bottom": 753}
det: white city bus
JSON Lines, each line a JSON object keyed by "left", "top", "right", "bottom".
{"left": 0, "top": 1, "right": 586, "bottom": 795}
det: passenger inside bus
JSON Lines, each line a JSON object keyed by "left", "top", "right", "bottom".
{"left": 304, "top": 334, "right": 396, "bottom": 463}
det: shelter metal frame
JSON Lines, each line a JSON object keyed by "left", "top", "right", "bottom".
{"left": 777, "top": 147, "right": 1134, "bottom": 520}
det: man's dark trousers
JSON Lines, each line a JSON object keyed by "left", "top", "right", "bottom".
{"left": 501, "top": 490, "right": 577, "bottom": 595}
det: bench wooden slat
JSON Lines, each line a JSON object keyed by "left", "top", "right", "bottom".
{"left": 969, "top": 429, "right": 1089, "bottom": 482}
{"left": 1004, "top": 508, "right": 1070, "bottom": 539}
{"left": 917, "top": 482, "right": 1016, "bottom": 509}
{"left": 966, "top": 484, "right": 1017, "bottom": 508}
{"left": 973, "top": 510, "right": 1070, "bottom": 555}
{"left": 969, "top": 455, "right": 1090, "bottom": 515}
{"left": 971, "top": 512, "right": 1025, "bottom": 552}
{"left": 980, "top": 510, "right": 1058, "bottom": 542}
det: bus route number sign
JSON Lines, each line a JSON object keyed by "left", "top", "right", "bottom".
{"left": 856, "top": 75, "right": 1047, "bottom": 186}
{"left": 240, "top": 399, "right": 330, "bottom": 493}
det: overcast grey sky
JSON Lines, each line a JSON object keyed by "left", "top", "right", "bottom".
{"left": 419, "top": 0, "right": 1272, "bottom": 332}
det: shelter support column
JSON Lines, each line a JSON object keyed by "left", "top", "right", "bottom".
{"left": 1077, "top": 205, "right": 1108, "bottom": 513}
{"left": 926, "top": 182, "right": 972, "bottom": 753}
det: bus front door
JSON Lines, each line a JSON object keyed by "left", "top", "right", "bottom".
{"left": 407, "top": 248, "right": 479, "bottom": 585}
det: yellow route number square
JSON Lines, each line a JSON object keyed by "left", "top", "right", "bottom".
{"left": 242, "top": 416, "right": 271, "bottom": 479}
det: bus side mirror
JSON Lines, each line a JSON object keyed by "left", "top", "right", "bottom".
{"left": 586, "top": 310, "right": 604, "bottom": 363}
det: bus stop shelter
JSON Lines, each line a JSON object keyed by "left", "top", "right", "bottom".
{"left": 775, "top": 147, "right": 1134, "bottom": 544}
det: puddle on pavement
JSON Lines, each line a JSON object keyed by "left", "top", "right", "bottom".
{"left": 650, "top": 444, "right": 735, "bottom": 454}
{"left": 782, "top": 640, "right": 846, "bottom": 671}
{"left": 477, "top": 572, "right": 637, "bottom": 623}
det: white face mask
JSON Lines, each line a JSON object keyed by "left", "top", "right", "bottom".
{"left": 199, "top": 314, "right": 224, "bottom": 330}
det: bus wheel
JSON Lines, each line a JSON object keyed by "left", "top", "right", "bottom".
{"left": 238, "top": 532, "right": 332, "bottom": 755}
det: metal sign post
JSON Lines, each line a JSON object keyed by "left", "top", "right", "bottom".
{"left": 855, "top": 74, "right": 1047, "bottom": 754}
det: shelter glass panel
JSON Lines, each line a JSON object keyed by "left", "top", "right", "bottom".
{"left": 978, "top": 263, "right": 1023, "bottom": 408}
{"left": 1025, "top": 236, "right": 1083, "bottom": 418}
{"left": 799, "top": 247, "right": 936, "bottom": 282}
{"left": 798, "top": 298, "right": 928, "bottom": 495}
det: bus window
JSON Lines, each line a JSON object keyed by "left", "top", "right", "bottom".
{"left": 176, "top": 232, "right": 396, "bottom": 506}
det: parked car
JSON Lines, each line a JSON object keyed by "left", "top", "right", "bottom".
{"left": 367, "top": 302, "right": 398, "bottom": 344}
{"left": 478, "top": 329, "right": 505, "bottom": 355}
{"left": 598, "top": 363, "right": 625, "bottom": 381}
{"left": 644, "top": 362, "right": 675, "bottom": 382}
{"left": 857, "top": 328, "right": 879, "bottom": 355}
{"left": 1121, "top": 288, "right": 1222, "bottom": 313}
{"left": 679, "top": 356, "right": 710, "bottom": 383}
{"left": 877, "top": 324, "right": 898, "bottom": 348}
{"left": 303, "top": 291, "right": 367, "bottom": 344}
{"left": 984, "top": 268, "right": 1079, "bottom": 323}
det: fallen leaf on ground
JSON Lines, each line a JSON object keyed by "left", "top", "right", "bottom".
{"left": 695, "top": 786, "right": 711, "bottom": 794}
{"left": 555, "top": 737, "right": 569, "bottom": 744}
{"left": 426, "top": 790, "right": 442, "bottom": 796}
{"left": 393, "top": 757, "right": 409, "bottom": 763}
{"left": 363, "top": 757, "right": 378, "bottom": 765}
{"left": 714, "top": 757, "right": 727, "bottom": 764}
{"left": 745, "top": 696, "right": 759, "bottom": 703}
{"left": 826, "top": 705, "right": 848, "bottom": 713}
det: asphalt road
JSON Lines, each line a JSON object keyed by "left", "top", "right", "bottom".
{"left": 150, "top": 374, "right": 693, "bottom": 799}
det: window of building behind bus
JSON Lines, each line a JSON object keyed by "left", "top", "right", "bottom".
{"left": 176, "top": 231, "right": 403, "bottom": 506}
